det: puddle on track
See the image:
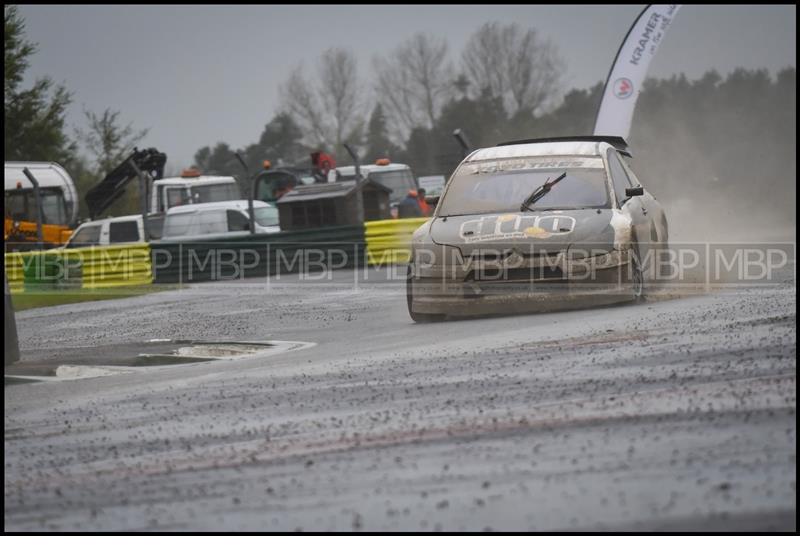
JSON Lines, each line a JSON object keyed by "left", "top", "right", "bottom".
{"left": 4, "top": 339, "right": 314, "bottom": 384}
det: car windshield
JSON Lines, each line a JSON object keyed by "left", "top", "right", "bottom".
{"left": 437, "top": 156, "right": 610, "bottom": 216}
{"left": 66, "top": 224, "right": 101, "bottom": 248}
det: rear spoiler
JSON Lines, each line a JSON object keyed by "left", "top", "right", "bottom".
{"left": 85, "top": 148, "right": 167, "bottom": 219}
{"left": 497, "top": 136, "right": 632, "bottom": 157}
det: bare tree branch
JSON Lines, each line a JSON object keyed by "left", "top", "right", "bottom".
{"left": 280, "top": 65, "right": 329, "bottom": 148}
{"left": 318, "top": 48, "right": 363, "bottom": 150}
{"left": 280, "top": 48, "right": 365, "bottom": 155}
{"left": 463, "top": 22, "right": 564, "bottom": 116}
{"left": 373, "top": 32, "right": 453, "bottom": 143}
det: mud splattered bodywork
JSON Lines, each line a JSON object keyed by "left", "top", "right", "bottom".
{"left": 407, "top": 139, "right": 668, "bottom": 320}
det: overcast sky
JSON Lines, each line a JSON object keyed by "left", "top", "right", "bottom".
{"left": 16, "top": 4, "right": 797, "bottom": 170}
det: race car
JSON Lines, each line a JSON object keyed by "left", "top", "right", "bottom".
{"left": 406, "top": 136, "right": 669, "bottom": 322}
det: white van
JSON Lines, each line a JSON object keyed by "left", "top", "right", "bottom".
{"left": 160, "top": 200, "right": 280, "bottom": 241}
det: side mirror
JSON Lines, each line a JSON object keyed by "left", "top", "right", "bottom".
{"left": 625, "top": 186, "right": 644, "bottom": 197}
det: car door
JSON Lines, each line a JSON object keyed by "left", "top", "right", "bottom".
{"left": 606, "top": 149, "right": 652, "bottom": 265}
{"left": 618, "top": 156, "right": 667, "bottom": 245}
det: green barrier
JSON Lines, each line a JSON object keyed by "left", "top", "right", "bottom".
{"left": 22, "top": 250, "right": 64, "bottom": 292}
{"left": 151, "top": 225, "right": 366, "bottom": 284}
{"left": 364, "top": 217, "right": 429, "bottom": 266}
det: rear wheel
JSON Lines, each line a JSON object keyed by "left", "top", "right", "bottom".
{"left": 406, "top": 264, "right": 446, "bottom": 323}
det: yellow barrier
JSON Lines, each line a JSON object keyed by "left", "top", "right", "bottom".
{"left": 364, "top": 217, "right": 429, "bottom": 266}
{"left": 3, "top": 243, "right": 153, "bottom": 292}
{"left": 70, "top": 243, "right": 153, "bottom": 289}
{"left": 4, "top": 252, "right": 26, "bottom": 293}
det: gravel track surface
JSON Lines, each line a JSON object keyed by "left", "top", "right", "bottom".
{"left": 4, "top": 269, "right": 796, "bottom": 531}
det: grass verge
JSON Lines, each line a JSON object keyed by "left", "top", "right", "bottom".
{"left": 11, "top": 284, "right": 180, "bottom": 311}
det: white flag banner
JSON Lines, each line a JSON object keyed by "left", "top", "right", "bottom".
{"left": 594, "top": 5, "right": 681, "bottom": 139}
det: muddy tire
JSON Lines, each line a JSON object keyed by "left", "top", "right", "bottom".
{"left": 630, "top": 248, "right": 645, "bottom": 302}
{"left": 406, "top": 264, "right": 446, "bottom": 323}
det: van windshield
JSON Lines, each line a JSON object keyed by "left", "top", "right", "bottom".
{"left": 339, "top": 169, "right": 416, "bottom": 204}
{"left": 191, "top": 183, "right": 240, "bottom": 204}
{"left": 165, "top": 183, "right": 241, "bottom": 209}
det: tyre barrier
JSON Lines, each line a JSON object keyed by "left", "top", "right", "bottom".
{"left": 364, "top": 217, "right": 429, "bottom": 266}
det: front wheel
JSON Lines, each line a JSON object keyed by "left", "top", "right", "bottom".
{"left": 630, "top": 248, "right": 645, "bottom": 302}
{"left": 406, "top": 264, "right": 446, "bottom": 323}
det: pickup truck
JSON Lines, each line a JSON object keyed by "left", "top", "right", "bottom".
{"left": 63, "top": 214, "right": 149, "bottom": 249}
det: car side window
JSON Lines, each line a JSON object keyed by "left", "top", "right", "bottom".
{"left": 607, "top": 149, "right": 634, "bottom": 207}
{"left": 618, "top": 155, "right": 642, "bottom": 188}
{"left": 197, "top": 210, "right": 227, "bottom": 235}
{"left": 163, "top": 213, "right": 194, "bottom": 237}
{"left": 67, "top": 224, "right": 101, "bottom": 248}
{"left": 109, "top": 221, "right": 140, "bottom": 243}
{"left": 166, "top": 187, "right": 191, "bottom": 209}
{"left": 227, "top": 210, "right": 250, "bottom": 232}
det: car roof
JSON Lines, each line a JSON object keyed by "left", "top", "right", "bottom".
{"left": 156, "top": 176, "right": 237, "bottom": 186}
{"left": 466, "top": 141, "right": 615, "bottom": 162}
{"left": 76, "top": 214, "right": 142, "bottom": 227}
{"left": 337, "top": 163, "right": 410, "bottom": 174}
{"left": 165, "top": 200, "right": 272, "bottom": 214}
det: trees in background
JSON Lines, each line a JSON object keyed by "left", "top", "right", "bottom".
{"left": 75, "top": 108, "right": 149, "bottom": 177}
{"left": 373, "top": 32, "right": 454, "bottom": 142}
{"left": 193, "top": 112, "right": 310, "bottom": 184}
{"left": 364, "top": 104, "right": 400, "bottom": 163}
{"left": 72, "top": 108, "right": 150, "bottom": 217}
{"left": 190, "top": 23, "right": 795, "bottom": 231}
{"left": 5, "top": 6, "right": 151, "bottom": 219}
{"left": 193, "top": 143, "right": 238, "bottom": 177}
{"left": 629, "top": 67, "right": 796, "bottom": 223}
{"left": 280, "top": 47, "right": 364, "bottom": 161}
{"left": 462, "top": 22, "right": 564, "bottom": 117}
{"left": 4, "top": 5, "right": 74, "bottom": 163}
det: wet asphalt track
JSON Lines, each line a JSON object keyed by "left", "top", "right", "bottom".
{"left": 4, "top": 267, "right": 796, "bottom": 531}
